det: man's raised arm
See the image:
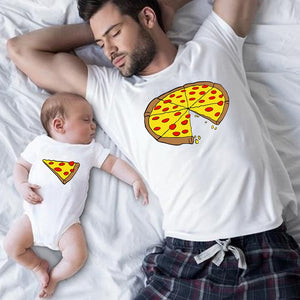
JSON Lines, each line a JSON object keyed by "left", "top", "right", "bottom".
{"left": 213, "top": 0, "right": 258, "bottom": 37}
{"left": 7, "top": 23, "right": 94, "bottom": 97}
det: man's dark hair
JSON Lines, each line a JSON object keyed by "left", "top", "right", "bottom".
{"left": 77, "top": 0, "right": 164, "bottom": 31}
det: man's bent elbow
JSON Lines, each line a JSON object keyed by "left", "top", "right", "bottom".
{"left": 6, "top": 37, "right": 22, "bottom": 61}
{"left": 6, "top": 36, "right": 30, "bottom": 71}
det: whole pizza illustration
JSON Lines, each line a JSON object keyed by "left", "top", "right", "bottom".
{"left": 144, "top": 81, "right": 229, "bottom": 145}
{"left": 43, "top": 159, "right": 80, "bottom": 184}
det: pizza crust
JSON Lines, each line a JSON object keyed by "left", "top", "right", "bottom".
{"left": 158, "top": 135, "right": 194, "bottom": 145}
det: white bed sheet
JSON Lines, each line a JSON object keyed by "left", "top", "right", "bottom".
{"left": 0, "top": 0, "right": 299, "bottom": 299}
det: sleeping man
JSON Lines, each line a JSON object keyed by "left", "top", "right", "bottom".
{"left": 7, "top": 0, "right": 300, "bottom": 298}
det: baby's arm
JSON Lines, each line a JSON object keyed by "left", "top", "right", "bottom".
{"left": 101, "top": 155, "right": 149, "bottom": 205}
{"left": 14, "top": 158, "right": 42, "bottom": 204}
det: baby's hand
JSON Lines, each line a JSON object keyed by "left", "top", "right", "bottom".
{"left": 132, "top": 179, "right": 149, "bottom": 206}
{"left": 18, "top": 182, "right": 42, "bottom": 204}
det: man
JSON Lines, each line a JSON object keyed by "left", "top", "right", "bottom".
{"left": 7, "top": 0, "right": 300, "bottom": 298}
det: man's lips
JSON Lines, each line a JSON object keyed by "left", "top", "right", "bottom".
{"left": 112, "top": 55, "right": 126, "bottom": 68}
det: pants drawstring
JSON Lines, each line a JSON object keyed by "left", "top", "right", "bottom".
{"left": 194, "top": 238, "right": 247, "bottom": 270}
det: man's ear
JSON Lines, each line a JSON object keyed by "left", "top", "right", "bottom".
{"left": 52, "top": 117, "right": 65, "bottom": 134}
{"left": 138, "top": 7, "right": 156, "bottom": 29}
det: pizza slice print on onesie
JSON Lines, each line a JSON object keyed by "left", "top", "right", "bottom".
{"left": 42, "top": 159, "right": 80, "bottom": 184}
{"left": 144, "top": 81, "right": 229, "bottom": 145}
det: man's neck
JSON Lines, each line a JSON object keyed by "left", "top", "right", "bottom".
{"left": 139, "top": 40, "right": 178, "bottom": 76}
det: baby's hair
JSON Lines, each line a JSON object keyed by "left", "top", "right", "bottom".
{"left": 41, "top": 92, "right": 87, "bottom": 136}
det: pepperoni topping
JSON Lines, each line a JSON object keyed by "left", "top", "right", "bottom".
{"left": 176, "top": 95, "right": 182, "bottom": 98}
{"left": 164, "top": 100, "right": 171, "bottom": 104}
{"left": 209, "top": 96, "right": 215, "bottom": 100}
{"left": 218, "top": 101, "right": 224, "bottom": 106}
{"left": 181, "top": 90, "right": 186, "bottom": 93}
{"left": 182, "top": 130, "right": 189, "bottom": 134}
{"left": 70, "top": 169, "right": 74, "bottom": 172}
{"left": 54, "top": 167, "right": 62, "bottom": 172}
{"left": 152, "top": 116, "right": 159, "bottom": 120}
{"left": 186, "top": 114, "right": 191, "bottom": 118}
{"left": 59, "top": 162, "right": 65, "bottom": 166}
{"left": 189, "top": 98, "right": 196, "bottom": 101}
{"left": 200, "top": 91, "right": 205, "bottom": 95}
{"left": 211, "top": 90, "right": 217, "bottom": 94}
{"left": 162, "top": 118, "right": 169, "bottom": 123}
{"left": 174, "top": 112, "right": 182, "bottom": 116}
{"left": 69, "top": 161, "right": 75, "bottom": 166}
{"left": 154, "top": 105, "right": 161, "bottom": 110}
{"left": 154, "top": 127, "right": 161, "bottom": 131}
{"left": 64, "top": 172, "right": 69, "bottom": 176}
{"left": 205, "top": 107, "right": 213, "bottom": 112}
{"left": 219, "top": 94, "right": 224, "bottom": 98}
{"left": 192, "top": 87, "right": 199, "bottom": 90}
{"left": 202, "top": 85, "right": 208, "bottom": 88}
{"left": 173, "top": 132, "right": 180, "bottom": 136}
{"left": 49, "top": 162, "right": 54, "bottom": 165}
{"left": 181, "top": 120, "right": 188, "bottom": 125}
{"left": 163, "top": 107, "right": 169, "bottom": 112}
{"left": 180, "top": 100, "right": 185, "bottom": 103}
{"left": 173, "top": 105, "right": 178, "bottom": 109}
{"left": 199, "top": 100, "right": 205, "bottom": 103}
{"left": 215, "top": 112, "right": 220, "bottom": 117}
{"left": 189, "top": 91, "right": 195, "bottom": 95}
{"left": 170, "top": 94, "right": 175, "bottom": 98}
{"left": 169, "top": 124, "right": 176, "bottom": 130}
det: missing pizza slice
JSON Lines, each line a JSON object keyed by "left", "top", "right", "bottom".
{"left": 42, "top": 159, "right": 80, "bottom": 184}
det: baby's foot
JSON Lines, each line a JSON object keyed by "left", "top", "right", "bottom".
{"left": 39, "top": 276, "right": 58, "bottom": 298}
{"left": 33, "top": 259, "right": 49, "bottom": 288}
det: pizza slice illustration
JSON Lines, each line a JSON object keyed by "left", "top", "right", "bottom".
{"left": 144, "top": 81, "right": 229, "bottom": 145}
{"left": 42, "top": 159, "right": 80, "bottom": 184}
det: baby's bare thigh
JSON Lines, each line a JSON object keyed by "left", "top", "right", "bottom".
{"left": 5, "top": 215, "right": 34, "bottom": 250}
{"left": 58, "top": 224, "right": 87, "bottom": 258}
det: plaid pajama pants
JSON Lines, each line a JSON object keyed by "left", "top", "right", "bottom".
{"left": 135, "top": 224, "right": 300, "bottom": 299}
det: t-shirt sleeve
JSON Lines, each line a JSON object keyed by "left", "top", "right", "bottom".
{"left": 92, "top": 142, "right": 110, "bottom": 168}
{"left": 194, "top": 11, "right": 246, "bottom": 61}
{"left": 20, "top": 136, "right": 41, "bottom": 164}
{"left": 86, "top": 65, "right": 121, "bottom": 127}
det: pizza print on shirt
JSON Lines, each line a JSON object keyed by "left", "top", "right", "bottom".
{"left": 42, "top": 159, "right": 80, "bottom": 184}
{"left": 144, "top": 81, "right": 229, "bottom": 145}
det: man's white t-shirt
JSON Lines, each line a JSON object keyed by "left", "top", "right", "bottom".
{"left": 21, "top": 135, "right": 110, "bottom": 249}
{"left": 86, "top": 12, "right": 297, "bottom": 241}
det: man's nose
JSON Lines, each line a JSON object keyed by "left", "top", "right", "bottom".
{"left": 105, "top": 41, "right": 117, "bottom": 60}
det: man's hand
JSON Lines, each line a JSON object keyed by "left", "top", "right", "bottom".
{"left": 132, "top": 179, "right": 149, "bottom": 206}
{"left": 17, "top": 182, "right": 43, "bottom": 204}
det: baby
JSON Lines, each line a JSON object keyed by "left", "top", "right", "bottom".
{"left": 4, "top": 92, "right": 149, "bottom": 298}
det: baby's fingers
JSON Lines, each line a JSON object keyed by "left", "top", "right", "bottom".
{"left": 29, "top": 184, "right": 41, "bottom": 190}
{"left": 141, "top": 192, "right": 149, "bottom": 206}
{"left": 133, "top": 185, "right": 140, "bottom": 200}
{"left": 27, "top": 192, "right": 43, "bottom": 204}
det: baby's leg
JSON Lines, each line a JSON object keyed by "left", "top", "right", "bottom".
{"left": 3, "top": 215, "right": 49, "bottom": 287}
{"left": 39, "top": 223, "right": 88, "bottom": 298}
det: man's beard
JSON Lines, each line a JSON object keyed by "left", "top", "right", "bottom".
{"left": 120, "top": 28, "right": 156, "bottom": 77}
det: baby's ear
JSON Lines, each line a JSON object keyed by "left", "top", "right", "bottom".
{"left": 52, "top": 117, "right": 65, "bottom": 133}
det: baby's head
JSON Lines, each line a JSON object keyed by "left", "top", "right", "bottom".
{"left": 41, "top": 92, "right": 96, "bottom": 144}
